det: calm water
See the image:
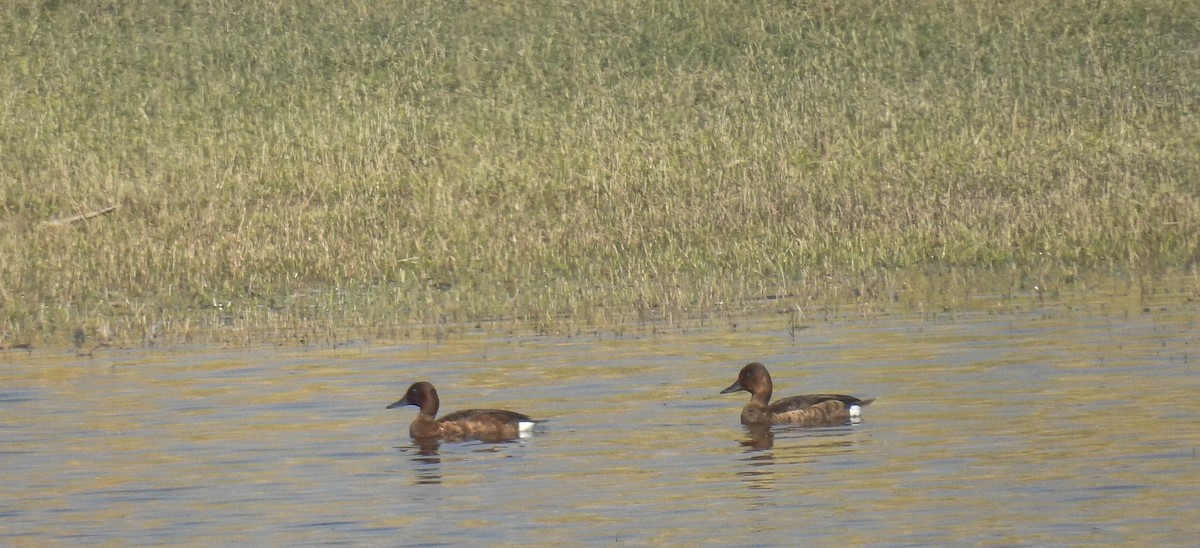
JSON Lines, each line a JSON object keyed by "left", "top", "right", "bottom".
{"left": 3, "top": 288, "right": 1199, "bottom": 544}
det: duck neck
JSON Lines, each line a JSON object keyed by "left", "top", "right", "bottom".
{"left": 741, "top": 402, "right": 773, "bottom": 425}
{"left": 419, "top": 400, "right": 439, "bottom": 418}
{"left": 409, "top": 413, "right": 444, "bottom": 438}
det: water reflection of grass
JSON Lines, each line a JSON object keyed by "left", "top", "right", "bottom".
{"left": 2, "top": 2, "right": 1198, "bottom": 348}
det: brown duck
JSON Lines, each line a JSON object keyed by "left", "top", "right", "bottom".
{"left": 721, "top": 362, "right": 873, "bottom": 426}
{"left": 387, "top": 382, "right": 542, "bottom": 442}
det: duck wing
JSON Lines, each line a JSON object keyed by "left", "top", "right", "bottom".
{"left": 768, "top": 394, "right": 871, "bottom": 414}
{"left": 439, "top": 408, "right": 536, "bottom": 424}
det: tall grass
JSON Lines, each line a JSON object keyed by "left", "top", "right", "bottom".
{"left": 2, "top": 0, "right": 1198, "bottom": 347}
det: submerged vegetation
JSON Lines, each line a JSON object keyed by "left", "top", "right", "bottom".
{"left": 2, "top": 0, "right": 1199, "bottom": 347}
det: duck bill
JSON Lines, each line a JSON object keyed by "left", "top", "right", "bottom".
{"left": 386, "top": 397, "right": 411, "bottom": 409}
{"left": 720, "top": 381, "right": 745, "bottom": 394}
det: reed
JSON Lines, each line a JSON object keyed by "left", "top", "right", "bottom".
{"left": 2, "top": 0, "right": 1198, "bottom": 347}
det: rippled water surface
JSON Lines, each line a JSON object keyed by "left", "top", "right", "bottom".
{"left": 3, "top": 287, "right": 1199, "bottom": 544}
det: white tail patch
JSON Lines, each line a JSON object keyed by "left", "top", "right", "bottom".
{"left": 848, "top": 404, "right": 862, "bottom": 418}
{"left": 516, "top": 419, "right": 535, "bottom": 438}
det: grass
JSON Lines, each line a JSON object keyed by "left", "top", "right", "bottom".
{"left": 2, "top": 0, "right": 1199, "bottom": 348}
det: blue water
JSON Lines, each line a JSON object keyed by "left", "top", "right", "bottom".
{"left": 2, "top": 294, "right": 1198, "bottom": 544}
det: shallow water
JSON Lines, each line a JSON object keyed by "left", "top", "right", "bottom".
{"left": 3, "top": 289, "right": 1199, "bottom": 544}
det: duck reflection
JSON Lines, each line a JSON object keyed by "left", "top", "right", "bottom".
{"left": 734, "top": 425, "right": 864, "bottom": 496}
{"left": 400, "top": 437, "right": 540, "bottom": 486}
{"left": 408, "top": 439, "right": 443, "bottom": 485}
{"left": 739, "top": 424, "right": 861, "bottom": 453}
{"left": 414, "top": 437, "right": 441, "bottom": 456}
{"left": 740, "top": 424, "right": 775, "bottom": 451}
{"left": 736, "top": 425, "right": 778, "bottom": 494}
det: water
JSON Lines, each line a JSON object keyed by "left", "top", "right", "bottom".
{"left": 2, "top": 290, "right": 1198, "bottom": 544}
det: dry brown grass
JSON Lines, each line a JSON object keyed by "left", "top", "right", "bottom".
{"left": 2, "top": 0, "right": 1198, "bottom": 347}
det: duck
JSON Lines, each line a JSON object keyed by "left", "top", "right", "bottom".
{"left": 720, "top": 362, "right": 873, "bottom": 426}
{"left": 387, "top": 381, "right": 542, "bottom": 441}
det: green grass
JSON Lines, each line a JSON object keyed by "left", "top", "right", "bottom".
{"left": 2, "top": 0, "right": 1199, "bottom": 347}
